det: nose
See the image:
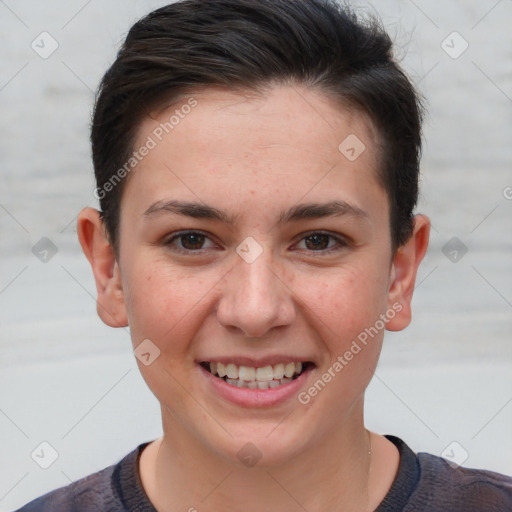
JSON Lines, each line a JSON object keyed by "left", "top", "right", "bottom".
{"left": 216, "top": 249, "right": 296, "bottom": 338}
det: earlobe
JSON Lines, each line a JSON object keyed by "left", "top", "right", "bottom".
{"left": 386, "top": 215, "right": 430, "bottom": 332}
{"left": 76, "top": 207, "right": 128, "bottom": 328}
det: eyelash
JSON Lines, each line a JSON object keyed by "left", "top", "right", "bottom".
{"left": 163, "top": 230, "right": 348, "bottom": 255}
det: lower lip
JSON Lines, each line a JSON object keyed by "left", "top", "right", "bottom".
{"left": 198, "top": 364, "right": 315, "bottom": 408}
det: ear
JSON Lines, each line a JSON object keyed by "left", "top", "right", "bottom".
{"left": 76, "top": 207, "right": 128, "bottom": 328}
{"left": 386, "top": 214, "right": 430, "bottom": 331}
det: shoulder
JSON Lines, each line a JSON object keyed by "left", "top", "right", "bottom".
{"left": 14, "top": 445, "right": 146, "bottom": 512}
{"left": 14, "top": 465, "right": 115, "bottom": 512}
{"left": 382, "top": 435, "right": 512, "bottom": 512}
{"left": 413, "top": 451, "right": 512, "bottom": 511}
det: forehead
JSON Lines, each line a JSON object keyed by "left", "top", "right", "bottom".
{"left": 144, "top": 84, "right": 380, "bottom": 162}
{"left": 122, "top": 84, "right": 386, "bottom": 222}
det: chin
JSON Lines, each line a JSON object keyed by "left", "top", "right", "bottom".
{"left": 208, "top": 422, "right": 312, "bottom": 469}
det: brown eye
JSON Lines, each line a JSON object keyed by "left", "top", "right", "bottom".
{"left": 295, "top": 232, "right": 347, "bottom": 253}
{"left": 304, "top": 234, "right": 331, "bottom": 250}
{"left": 179, "top": 233, "right": 206, "bottom": 250}
{"left": 164, "top": 231, "right": 216, "bottom": 253}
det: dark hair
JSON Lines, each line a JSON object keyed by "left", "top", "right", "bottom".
{"left": 91, "top": 0, "right": 424, "bottom": 259}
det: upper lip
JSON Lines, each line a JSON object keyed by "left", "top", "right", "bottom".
{"left": 198, "top": 356, "right": 315, "bottom": 367}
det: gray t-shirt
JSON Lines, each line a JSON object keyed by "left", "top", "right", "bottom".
{"left": 15, "top": 435, "right": 512, "bottom": 511}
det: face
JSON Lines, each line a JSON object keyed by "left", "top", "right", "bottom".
{"left": 80, "top": 84, "right": 427, "bottom": 466}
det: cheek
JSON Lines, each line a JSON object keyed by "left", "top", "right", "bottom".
{"left": 299, "top": 268, "right": 386, "bottom": 412}
{"left": 301, "top": 263, "right": 387, "bottom": 338}
{"left": 122, "top": 257, "right": 212, "bottom": 352}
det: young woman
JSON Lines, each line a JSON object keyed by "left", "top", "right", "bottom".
{"left": 17, "top": 0, "right": 512, "bottom": 510}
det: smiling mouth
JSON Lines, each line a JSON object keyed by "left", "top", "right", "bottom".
{"left": 200, "top": 361, "right": 314, "bottom": 389}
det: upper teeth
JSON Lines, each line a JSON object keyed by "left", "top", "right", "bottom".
{"left": 209, "top": 362, "right": 303, "bottom": 381}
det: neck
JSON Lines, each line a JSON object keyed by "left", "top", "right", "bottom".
{"left": 140, "top": 404, "right": 387, "bottom": 512}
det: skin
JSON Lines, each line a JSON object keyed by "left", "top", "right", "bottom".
{"left": 77, "top": 84, "right": 430, "bottom": 511}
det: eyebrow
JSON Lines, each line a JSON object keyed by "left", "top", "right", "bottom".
{"left": 143, "top": 199, "right": 369, "bottom": 225}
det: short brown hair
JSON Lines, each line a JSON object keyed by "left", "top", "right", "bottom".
{"left": 91, "top": 0, "right": 424, "bottom": 259}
